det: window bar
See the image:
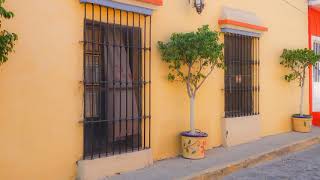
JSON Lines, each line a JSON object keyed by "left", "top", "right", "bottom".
{"left": 256, "top": 37, "right": 258, "bottom": 115}
{"left": 237, "top": 34, "right": 240, "bottom": 117}
{"left": 229, "top": 34, "right": 234, "bottom": 117}
{"left": 253, "top": 37, "right": 256, "bottom": 115}
{"left": 238, "top": 34, "right": 242, "bottom": 117}
{"left": 229, "top": 34, "right": 232, "bottom": 117}
{"left": 237, "top": 35, "right": 245, "bottom": 117}
{"left": 131, "top": 12, "right": 135, "bottom": 152}
{"left": 251, "top": 38, "right": 256, "bottom": 115}
{"left": 245, "top": 35, "right": 248, "bottom": 116}
{"left": 143, "top": 15, "right": 147, "bottom": 149}
{"left": 255, "top": 38, "right": 258, "bottom": 115}
{"left": 90, "top": 3, "right": 95, "bottom": 160}
{"left": 83, "top": 2, "right": 87, "bottom": 159}
{"left": 241, "top": 35, "right": 244, "bottom": 117}
{"left": 232, "top": 34, "right": 235, "bottom": 117}
{"left": 112, "top": 8, "right": 116, "bottom": 155}
{"left": 248, "top": 36, "right": 251, "bottom": 116}
{"left": 224, "top": 34, "right": 227, "bottom": 117}
{"left": 242, "top": 35, "right": 246, "bottom": 116}
{"left": 254, "top": 37, "right": 257, "bottom": 114}
{"left": 225, "top": 34, "right": 228, "bottom": 117}
{"left": 148, "top": 16, "right": 152, "bottom": 148}
{"left": 231, "top": 34, "right": 235, "bottom": 117}
{"left": 230, "top": 34, "right": 233, "bottom": 117}
{"left": 235, "top": 34, "right": 238, "bottom": 117}
{"left": 138, "top": 14, "right": 141, "bottom": 151}
{"left": 257, "top": 38, "right": 260, "bottom": 114}
{"left": 119, "top": 9, "right": 122, "bottom": 154}
{"left": 237, "top": 34, "right": 241, "bottom": 117}
{"left": 226, "top": 33, "right": 229, "bottom": 117}
{"left": 244, "top": 36, "right": 248, "bottom": 116}
{"left": 105, "top": 7, "right": 110, "bottom": 156}
{"left": 241, "top": 36, "right": 248, "bottom": 116}
{"left": 125, "top": 10, "right": 129, "bottom": 153}
{"left": 229, "top": 33, "right": 231, "bottom": 117}
{"left": 226, "top": 34, "right": 230, "bottom": 117}
{"left": 98, "top": 5, "right": 102, "bottom": 158}
{"left": 249, "top": 36, "right": 253, "bottom": 115}
{"left": 252, "top": 37, "right": 255, "bottom": 115}
{"left": 249, "top": 36, "right": 252, "bottom": 115}
{"left": 228, "top": 34, "right": 232, "bottom": 117}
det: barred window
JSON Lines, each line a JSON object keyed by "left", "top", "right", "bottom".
{"left": 83, "top": 4, "right": 151, "bottom": 159}
{"left": 224, "top": 33, "right": 260, "bottom": 118}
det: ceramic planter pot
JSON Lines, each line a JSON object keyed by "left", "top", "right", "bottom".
{"left": 292, "top": 114, "right": 312, "bottom": 133}
{"left": 181, "top": 131, "right": 208, "bottom": 159}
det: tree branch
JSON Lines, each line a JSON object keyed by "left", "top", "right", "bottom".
{"left": 194, "top": 66, "right": 215, "bottom": 94}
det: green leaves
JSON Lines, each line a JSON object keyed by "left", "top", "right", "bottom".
{"left": 0, "top": 0, "right": 17, "bottom": 65}
{"left": 0, "top": 30, "right": 17, "bottom": 64}
{"left": 158, "top": 25, "right": 224, "bottom": 97}
{"left": 280, "top": 48, "right": 319, "bottom": 86}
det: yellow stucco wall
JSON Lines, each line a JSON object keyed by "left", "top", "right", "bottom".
{"left": 0, "top": 0, "right": 308, "bottom": 179}
{"left": 151, "top": 0, "right": 308, "bottom": 159}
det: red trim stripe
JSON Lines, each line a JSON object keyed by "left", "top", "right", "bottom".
{"left": 137, "top": 0, "right": 163, "bottom": 6}
{"left": 218, "top": 19, "right": 268, "bottom": 32}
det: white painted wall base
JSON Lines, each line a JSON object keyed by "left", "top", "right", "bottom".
{"left": 221, "top": 115, "right": 261, "bottom": 147}
{"left": 77, "top": 149, "right": 153, "bottom": 180}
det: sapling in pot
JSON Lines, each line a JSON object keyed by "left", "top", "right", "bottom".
{"left": 158, "top": 25, "right": 224, "bottom": 158}
{"left": 280, "top": 48, "right": 320, "bottom": 132}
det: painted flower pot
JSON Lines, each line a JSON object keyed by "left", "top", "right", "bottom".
{"left": 292, "top": 114, "right": 312, "bottom": 133}
{"left": 181, "top": 131, "right": 208, "bottom": 159}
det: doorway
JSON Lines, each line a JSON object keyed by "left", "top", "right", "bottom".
{"left": 312, "top": 36, "right": 320, "bottom": 126}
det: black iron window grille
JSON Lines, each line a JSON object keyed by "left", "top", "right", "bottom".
{"left": 83, "top": 3, "right": 151, "bottom": 159}
{"left": 313, "top": 42, "right": 320, "bottom": 83}
{"left": 224, "top": 33, "right": 260, "bottom": 118}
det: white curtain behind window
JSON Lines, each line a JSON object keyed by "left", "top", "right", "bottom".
{"left": 105, "top": 27, "right": 139, "bottom": 141}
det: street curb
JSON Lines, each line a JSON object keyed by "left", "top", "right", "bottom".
{"left": 180, "top": 136, "right": 320, "bottom": 180}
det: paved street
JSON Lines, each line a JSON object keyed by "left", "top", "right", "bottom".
{"left": 224, "top": 144, "right": 320, "bottom": 180}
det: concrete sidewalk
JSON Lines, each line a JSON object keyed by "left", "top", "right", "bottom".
{"left": 108, "top": 127, "right": 320, "bottom": 180}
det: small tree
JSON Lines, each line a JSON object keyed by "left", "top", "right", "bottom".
{"left": 0, "top": 0, "right": 17, "bottom": 65}
{"left": 280, "top": 48, "right": 320, "bottom": 116}
{"left": 158, "top": 25, "right": 224, "bottom": 134}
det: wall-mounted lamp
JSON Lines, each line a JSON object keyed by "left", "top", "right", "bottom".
{"left": 190, "top": 0, "right": 205, "bottom": 14}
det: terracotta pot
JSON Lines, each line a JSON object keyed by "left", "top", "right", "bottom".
{"left": 181, "top": 131, "right": 208, "bottom": 159}
{"left": 292, "top": 114, "right": 312, "bottom": 133}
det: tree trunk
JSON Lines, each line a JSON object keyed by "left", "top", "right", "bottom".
{"left": 190, "top": 96, "right": 196, "bottom": 134}
{"left": 299, "top": 82, "right": 304, "bottom": 116}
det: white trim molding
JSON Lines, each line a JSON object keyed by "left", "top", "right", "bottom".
{"left": 309, "top": 0, "right": 320, "bottom": 6}
{"left": 221, "top": 28, "right": 261, "bottom": 37}
{"left": 80, "top": 0, "right": 153, "bottom": 15}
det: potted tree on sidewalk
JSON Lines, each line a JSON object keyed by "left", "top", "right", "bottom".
{"left": 158, "top": 25, "right": 224, "bottom": 159}
{"left": 280, "top": 48, "right": 319, "bottom": 132}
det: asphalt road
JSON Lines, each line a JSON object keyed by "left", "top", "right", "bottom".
{"left": 224, "top": 144, "right": 320, "bottom": 180}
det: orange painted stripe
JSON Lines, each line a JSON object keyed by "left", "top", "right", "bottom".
{"left": 218, "top": 19, "right": 268, "bottom": 32}
{"left": 137, "top": 0, "right": 163, "bottom": 6}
